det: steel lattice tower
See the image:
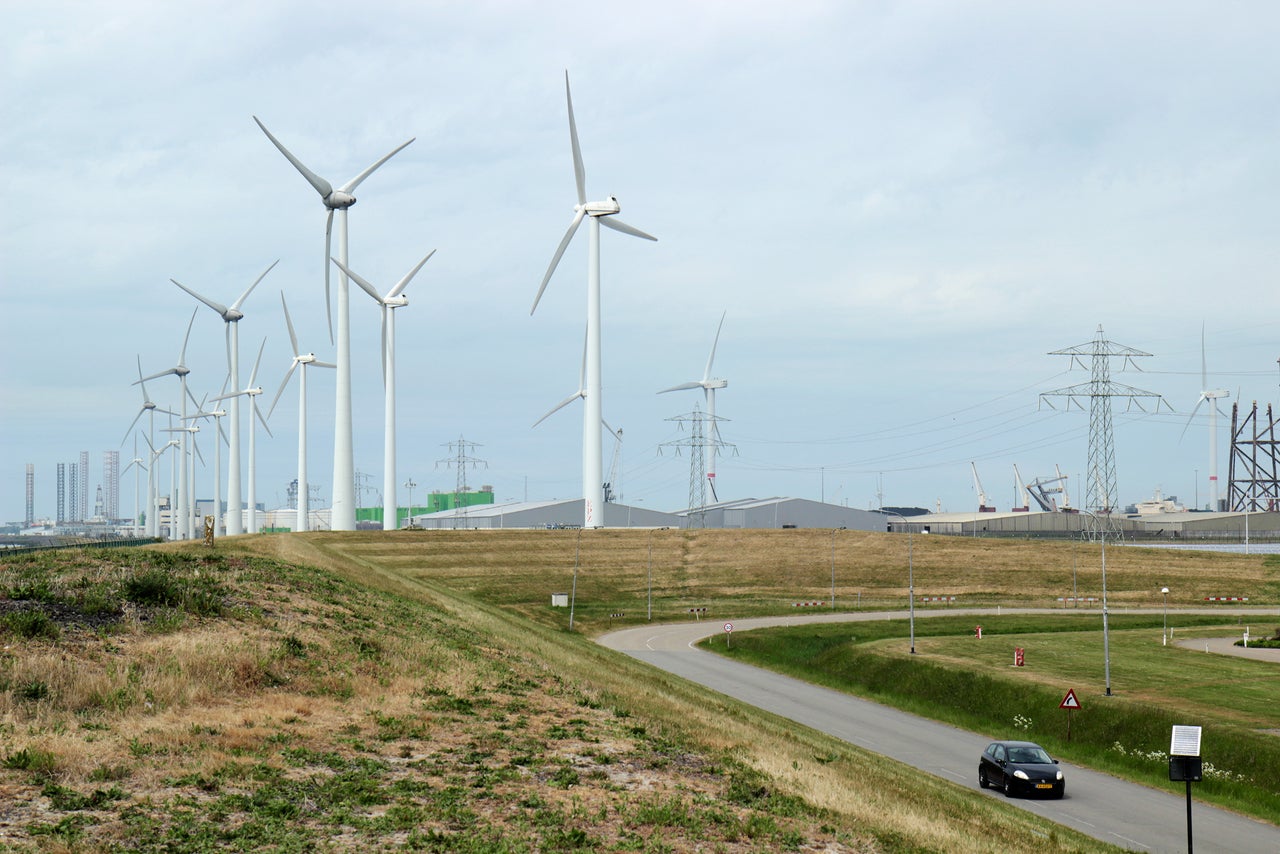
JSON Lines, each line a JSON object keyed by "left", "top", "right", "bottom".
{"left": 660, "top": 404, "right": 735, "bottom": 528}
{"left": 1041, "top": 325, "right": 1169, "bottom": 540}
{"left": 437, "top": 437, "right": 486, "bottom": 529}
{"left": 25, "top": 464, "right": 34, "bottom": 526}
{"left": 1227, "top": 402, "right": 1280, "bottom": 511}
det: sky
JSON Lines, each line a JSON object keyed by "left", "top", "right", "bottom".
{"left": 3, "top": 0, "right": 1280, "bottom": 525}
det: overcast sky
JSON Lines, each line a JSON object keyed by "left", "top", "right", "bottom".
{"left": 4, "top": 1, "right": 1280, "bottom": 525}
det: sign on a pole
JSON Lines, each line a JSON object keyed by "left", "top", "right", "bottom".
{"left": 1059, "top": 689, "right": 1081, "bottom": 710}
{"left": 1171, "top": 725, "right": 1202, "bottom": 757}
{"left": 724, "top": 622, "right": 734, "bottom": 633}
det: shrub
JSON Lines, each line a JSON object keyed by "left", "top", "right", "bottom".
{"left": 2, "top": 609, "right": 60, "bottom": 640}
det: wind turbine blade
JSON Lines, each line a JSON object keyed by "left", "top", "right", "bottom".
{"left": 135, "top": 355, "right": 152, "bottom": 399}
{"left": 142, "top": 431, "right": 156, "bottom": 453}
{"left": 387, "top": 249, "right": 436, "bottom": 300}
{"left": 232, "top": 259, "right": 279, "bottom": 312}
{"left": 1178, "top": 396, "right": 1207, "bottom": 443}
{"left": 248, "top": 338, "right": 267, "bottom": 387}
{"left": 599, "top": 217, "right": 657, "bottom": 241}
{"left": 330, "top": 256, "right": 382, "bottom": 303}
{"left": 281, "top": 292, "right": 300, "bottom": 357}
{"left": 313, "top": 360, "right": 336, "bottom": 369}
{"left": 121, "top": 408, "right": 146, "bottom": 446}
{"left": 255, "top": 400, "right": 273, "bottom": 437}
{"left": 564, "top": 71, "right": 586, "bottom": 206}
{"left": 224, "top": 324, "right": 232, "bottom": 380}
{"left": 171, "top": 279, "right": 229, "bottom": 316}
{"left": 267, "top": 364, "right": 296, "bottom": 421}
{"left": 704, "top": 310, "right": 727, "bottom": 381}
{"left": 1200, "top": 323, "right": 1207, "bottom": 389}
{"left": 532, "top": 392, "right": 583, "bottom": 429}
{"left": 531, "top": 209, "right": 585, "bottom": 314}
{"left": 252, "top": 116, "right": 334, "bottom": 198}
{"left": 339, "top": 137, "right": 416, "bottom": 194}
{"left": 178, "top": 308, "right": 198, "bottom": 367}
{"left": 657, "top": 382, "right": 702, "bottom": 394}
{"left": 135, "top": 368, "right": 177, "bottom": 385}
{"left": 193, "top": 437, "right": 206, "bottom": 467}
{"left": 602, "top": 418, "right": 620, "bottom": 441}
{"left": 324, "top": 209, "right": 335, "bottom": 344}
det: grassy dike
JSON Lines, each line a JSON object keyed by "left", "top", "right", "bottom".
{"left": 2, "top": 526, "right": 1275, "bottom": 851}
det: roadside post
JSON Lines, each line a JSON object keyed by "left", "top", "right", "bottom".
{"left": 1059, "top": 688, "right": 1081, "bottom": 741}
{"left": 724, "top": 622, "right": 734, "bottom": 649}
{"left": 1014, "top": 647, "right": 1025, "bottom": 667}
{"left": 1169, "top": 725, "right": 1203, "bottom": 854}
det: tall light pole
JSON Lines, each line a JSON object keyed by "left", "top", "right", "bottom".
{"left": 648, "top": 526, "right": 669, "bottom": 621}
{"left": 570, "top": 527, "right": 583, "bottom": 630}
{"left": 1082, "top": 510, "right": 1113, "bottom": 695}
{"left": 1162, "top": 586, "right": 1170, "bottom": 644}
{"left": 883, "top": 512, "right": 916, "bottom": 654}
{"left": 830, "top": 526, "right": 846, "bottom": 608}
{"left": 403, "top": 478, "right": 416, "bottom": 528}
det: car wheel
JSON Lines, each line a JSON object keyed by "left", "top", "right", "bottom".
{"left": 978, "top": 768, "right": 988, "bottom": 789}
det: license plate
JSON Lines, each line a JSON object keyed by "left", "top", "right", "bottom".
{"left": 1035, "top": 783, "right": 1053, "bottom": 789}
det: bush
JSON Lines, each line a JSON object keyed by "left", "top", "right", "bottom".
{"left": 2, "top": 609, "right": 60, "bottom": 640}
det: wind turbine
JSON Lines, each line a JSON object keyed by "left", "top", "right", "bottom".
{"left": 121, "top": 435, "right": 147, "bottom": 536}
{"left": 268, "top": 293, "right": 335, "bottom": 533}
{"left": 1181, "top": 326, "right": 1230, "bottom": 510}
{"left": 215, "top": 338, "right": 271, "bottom": 534}
{"left": 172, "top": 260, "right": 277, "bottom": 535}
{"left": 530, "top": 71, "right": 656, "bottom": 528}
{"left": 136, "top": 309, "right": 199, "bottom": 539}
{"left": 658, "top": 310, "right": 729, "bottom": 494}
{"left": 253, "top": 116, "right": 414, "bottom": 531}
{"left": 533, "top": 329, "right": 622, "bottom": 442}
{"left": 123, "top": 356, "right": 176, "bottom": 537}
{"left": 331, "top": 250, "right": 434, "bottom": 531}
{"left": 187, "top": 384, "right": 231, "bottom": 536}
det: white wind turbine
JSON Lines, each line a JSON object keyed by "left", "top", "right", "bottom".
{"left": 163, "top": 422, "right": 205, "bottom": 537}
{"left": 186, "top": 384, "right": 231, "bottom": 536}
{"left": 253, "top": 116, "right": 414, "bottom": 531}
{"left": 1181, "top": 326, "right": 1230, "bottom": 510}
{"left": 331, "top": 251, "right": 434, "bottom": 531}
{"left": 123, "top": 355, "right": 176, "bottom": 537}
{"left": 531, "top": 71, "right": 656, "bottom": 528}
{"left": 121, "top": 436, "right": 147, "bottom": 536}
{"left": 136, "top": 309, "right": 198, "bottom": 539}
{"left": 215, "top": 339, "right": 271, "bottom": 534}
{"left": 172, "top": 260, "right": 277, "bottom": 535}
{"left": 268, "top": 293, "right": 335, "bottom": 533}
{"left": 658, "top": 311, "right": 729, "bottom": 495}
{"left": 533, "top": 329, "right": 622, "bottom": 443}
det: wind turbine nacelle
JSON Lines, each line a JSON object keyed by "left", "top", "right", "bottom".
{"left": 385, "top": 295, "right": 408, "bottom": 308}
{"left": 224, "top": 309, "right": 246, "bottom": 322}
{"left": 585, "top": 197, "right": 621, "bottom": 216}
{"left": 247, "top": 387, "right": 263, "bottom": 396}
{"left": 705, "top": 379, "right": 728, "bottom": 390}
{"left": 297, "top": 354, "right": 318, "bottom": 365}
{"left": 324, "top": 190, "right": 357, "bottom": 210}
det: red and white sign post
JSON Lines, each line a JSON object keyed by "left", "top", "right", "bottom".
{"left": 724, "top": 622, "right": 734, "bottom": 648}
{"left": 1060, "top": 688, "right": 1082, "bottom": 740}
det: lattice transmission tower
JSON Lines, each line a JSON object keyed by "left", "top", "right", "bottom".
{"left": 1040, "top": 325, "right": 1170, "bottom": 540}
{"left": 437, "top": 436, "right": 486, "bottom": 529}
{"left": 1227, "top": 401, "right": 1280, "bottom": 511}
{"left": 660, "top": 404, "right": 735, "bottom": 528}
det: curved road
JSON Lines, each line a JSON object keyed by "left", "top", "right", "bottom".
{"left": 599, "top": 608, "right": 1280, "bottom": 854}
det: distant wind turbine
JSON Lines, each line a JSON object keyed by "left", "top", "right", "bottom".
{"left": 530, "top": 71, "right": 656, "bottom": 528}
{"left": 215, "top": 338, "right": 271, "bottom": 534}
{"left": 124, "top": 355, "right": 176, "bottom": 537}
{"left": 136, "top": 309, "right": 199, "bottom": 539}
{"left": 533, "top": 329, "right": 621, "bottom": 443}
{"left": 331, "top": 251, "right": 434, "bottom": 531}
{"left": 121, "top": 435, "right": 147, "bottom": 536}
{"left": 171, "top": 260, "right": 277, "bottom": 535}
{"left": 1181, "top": 326, "right": 1230, "bottom": 510}
{"left": 268, "top": 293, "right": 335, "bottom": 533}
{"left": 186, "top": 381, "right": 231, "bottom": 536}
{"left": 659, "top": 311, "right": 729, "bottom": 493}
{"left": 253, "top": 116, "right": 414, "bottom": 531}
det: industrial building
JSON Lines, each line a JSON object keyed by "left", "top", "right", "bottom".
{"left": 888, "top": 509, "right": 1280, "bottom": 541}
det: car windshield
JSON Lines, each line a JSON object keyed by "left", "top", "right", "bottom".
{"left": 1008, "top": 746, "right": 1052, "bottom": 764}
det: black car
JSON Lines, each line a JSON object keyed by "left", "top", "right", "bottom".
{"left": 978, "top": 740, "right": 1065, "bottom": 798}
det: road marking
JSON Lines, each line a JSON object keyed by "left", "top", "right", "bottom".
{"left": 1110, "top": 833, "right": 1148, "bottom": 851}
{"left": 938, "top": 767, "right": 967, "bottom": 782}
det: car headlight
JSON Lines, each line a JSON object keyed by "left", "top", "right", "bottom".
{"left": 1013, "top": 769, "right": 1029, "bottom": 780}
{"left": 1056, "top": 771, "right": 1064, "bottom": 781}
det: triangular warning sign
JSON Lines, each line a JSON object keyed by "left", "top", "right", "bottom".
{"left": 1059, "top": 688, "right": 1081, "bottom": 710}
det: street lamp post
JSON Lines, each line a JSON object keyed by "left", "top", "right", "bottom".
{"left": 403, "top": 478, "right": 416, "bottom": 529}
{"left": 647, "top": 527, "right": 669, "bottom": 621}
{"left": 569, "top": 527, "right": 583, "bottom": 631}
{"left": 1083, "top": 510, "right": 1113, "bottom": 695}
{"left": 1162, "top": 586, "right": 1170, "bottom": 645}
{"left": 882, "top": 512, "right": 915, "bottom": 654}
{"left": 830, "top": 526, "right": 846, "bottom": 609}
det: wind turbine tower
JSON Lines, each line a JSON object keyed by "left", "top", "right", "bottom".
{"left": 530, "top": 72, "right": 656, "bottom": 528}
{"left": 1182, "top": 328, "right": 1230, "bottom": 511}
{"left": 659, "top": 311, "right": 730, "bottom": 495}
{"left": 253, "top": 117, "right": 414, "bottom": 531}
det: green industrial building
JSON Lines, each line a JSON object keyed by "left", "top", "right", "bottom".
{"left": 356, "top": 489, "right": 495, "bottom": 528}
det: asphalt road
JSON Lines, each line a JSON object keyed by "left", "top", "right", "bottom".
{"left": 598, "top": 608, "right": 1280, "bottom": 854}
